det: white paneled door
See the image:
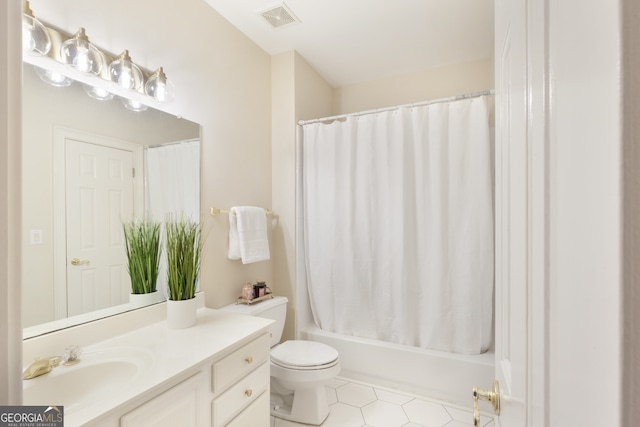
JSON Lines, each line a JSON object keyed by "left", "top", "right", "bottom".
{"left": 493, "top": 0, "right": 529, "bottom": 423}
{"left": 64, "top": 137, "right": 134, "bottom": 317}
{"left": 490, "top": 0, "right": 548, "bottom": 425}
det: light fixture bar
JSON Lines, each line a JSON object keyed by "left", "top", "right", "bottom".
{"left": 22, "top": 12, "right": 176, "bottom": 110}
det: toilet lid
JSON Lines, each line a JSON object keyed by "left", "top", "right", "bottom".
{"left": 271, "top": 340, "right": 339, "bottom": 369}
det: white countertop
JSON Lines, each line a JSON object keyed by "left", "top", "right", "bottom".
{"left": 23, "top": 304, "right": 272, "bottom": 426}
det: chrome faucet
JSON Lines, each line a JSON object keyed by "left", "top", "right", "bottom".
{"left": 22, "top": 356, "right": 62, "bottom": 380}
{"left": 62, "top": 345, "right": 82, "bottom": 366}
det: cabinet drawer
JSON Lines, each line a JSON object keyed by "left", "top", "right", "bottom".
{"left": 211, "top": 361, "right": 269, "bottom": 427}
{"left": 225, "top": 390, "right": 270, "bottom": 427}
{"left": 213, "top": 333, "right": 270, "bottom": 393}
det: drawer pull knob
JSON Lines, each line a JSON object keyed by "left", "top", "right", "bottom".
{"left": 245, "top": 389, "right": 253, "bottom": 397}
{"left": 245, "top": 356, "right": 253, "bottom": 364}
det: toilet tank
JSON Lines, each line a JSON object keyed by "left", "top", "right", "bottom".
{"left": 219, "top": 296, "right": 288, "bottom": 347}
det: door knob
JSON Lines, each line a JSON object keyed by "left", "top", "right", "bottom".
{"left": 473, "top": 380, "right": 500, "bottom": 426}
{"left": 70, "top": 258, "right": 90, "bottom": 266}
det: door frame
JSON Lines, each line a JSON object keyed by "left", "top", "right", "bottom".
{"left": 52, "top": 126, "right": 143, "bottom": 320}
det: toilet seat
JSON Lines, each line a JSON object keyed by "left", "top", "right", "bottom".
{"left": 271, "top": 340, "right": 339, "bottom": 370}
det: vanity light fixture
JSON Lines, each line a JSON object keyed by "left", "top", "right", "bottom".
{"left": 24, "top": 14, "right": 176, "bottom": 111}
{"left": 34, "top": 66, "right": 72, "bottom": 87}
{"left": 144, "top": 67, "right": 175, "bottom": 103}
{"left": 109, "top": 50, "right": 144, "bottom": 91}
{"left": 60, "top": 28, "right": 104, "bottom": 75}
{"left": 22, "top": 0, "right": 51, "bottom": 56}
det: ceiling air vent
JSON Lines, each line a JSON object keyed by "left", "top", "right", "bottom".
{"left": 259, "top": 3, "right": 300, "bottom": 29}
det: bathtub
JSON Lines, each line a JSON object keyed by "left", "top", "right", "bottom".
{"left": 300, "top": 324, "right": 494, "bottom": 407}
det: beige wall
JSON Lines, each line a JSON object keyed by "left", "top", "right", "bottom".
{"left": 295, "top": 53, "right": 334, "bottom": 122}
{"left": 333, "top": 58, "right": 494, "bottom": 115}
{"left": 623, "top": 0, "right": 640, "bottom": 422}
{"left": 271, "top": 52, "right": 333, "bottom": 341}
{"left": 1, "top": 0, "right": 23, "bottom": 405}
{"left": 271, "top": 52, "right": 296, "bottom": 341}
{"left": 27, "top": 0, "right": 273, "bottom": 311}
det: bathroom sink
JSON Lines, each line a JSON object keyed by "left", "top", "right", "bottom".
{"left": 23, "top": 347, "right": 154, "bottom": 412}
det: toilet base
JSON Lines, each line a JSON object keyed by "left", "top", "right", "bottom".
{"left": 270, "top": 386, "right": 329, "bottom": 426}
{"left": 268, "top": 349, "right": 341, "bottom": 425}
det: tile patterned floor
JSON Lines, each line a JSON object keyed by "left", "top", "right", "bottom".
{"left": 270, "top": 377, "right": 495, "bottom": 427}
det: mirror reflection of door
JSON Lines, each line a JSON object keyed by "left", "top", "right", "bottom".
{"left": 65, "top": 139, "right": 132, "bottom": 316}
{"left": 54, "top": 128, "right": 142, "bottom": 318}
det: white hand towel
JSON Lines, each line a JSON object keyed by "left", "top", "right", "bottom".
{"left": 227, "top": 211, "right": 241, "bottom": 260}
{"left": 227, "top": 206, "right": 270, "bottom": 264}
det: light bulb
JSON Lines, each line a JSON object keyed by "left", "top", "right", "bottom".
{"left": 73, "top": 47, "right": 91, "bottom": 73}
{"left": 60, "top": 28, "right": 104, "bottom": 75}
{"left": 22, "top": 2, "right": 51, "bottom": 56}
{"left": 119, "top": 67, "right": 133, "bottom": 89}
{"left": 145, "top": 67, "right": 175, "bottom": 103}
{"left": 155, "top": 84, "right": 168, "bottom": 102}
{"left": 83, "top": 84, "right": 114, "bottom": 101}
{"left": 34, "top": 66, "right": 72, "bottom": 87}
{"left": 109, "top": 50, "right": 143, "bottom": 91}
{"left": 121, "top": 98, "right": 148, "bottom": 112}
{"left": 22, "top": 24, "right": 36, "bottom": 51}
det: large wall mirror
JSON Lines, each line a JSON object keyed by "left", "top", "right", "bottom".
{"left": 22, "top": 54, "right": 201, "bottom": 338}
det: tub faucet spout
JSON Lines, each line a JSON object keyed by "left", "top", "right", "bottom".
{"left": 23, "top": 356, "right": 62, "bottom": 380}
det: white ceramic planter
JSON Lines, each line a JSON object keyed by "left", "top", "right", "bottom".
{"left": 166, "top": 298, "right": 197, "bottom": 329}
{"left": 129, "top": 290, "right": 160, "bottom": 308}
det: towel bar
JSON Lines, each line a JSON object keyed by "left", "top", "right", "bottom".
{"left": 210, "top": 206, "right": 274, "bottom": 216}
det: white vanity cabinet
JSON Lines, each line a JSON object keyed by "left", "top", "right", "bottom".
{"left": 116, "top": 332, "right": 271, "bottom": 427}
{"left": 22, "top": 302, "right": 274, "bottom": 427}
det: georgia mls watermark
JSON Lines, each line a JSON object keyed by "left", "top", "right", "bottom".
{"left": 0, "top": 406, "right": 63, "bottom": 427}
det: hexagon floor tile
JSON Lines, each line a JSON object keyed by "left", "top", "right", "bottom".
{"left": 271, "top": 377, "right": 494, "bottom": 427}
{"left": 403, "top": 399, "right": 453, "bottom": 426}
{"left": 336, "top": 382, "right": 378, "bottom": 407}
{"left": 362, "top": 400, "right": 409, "bottom": 427}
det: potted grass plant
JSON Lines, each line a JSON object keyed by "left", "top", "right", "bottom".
{"left": 123, "top": 219, "right": 162, "bottom": 307}
{"left": 165, "top": 214, "right": 201, "bottom": 329}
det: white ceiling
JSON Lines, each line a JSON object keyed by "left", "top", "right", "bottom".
{"left": 203, "top": 0, "right": 494, "bottom": 88}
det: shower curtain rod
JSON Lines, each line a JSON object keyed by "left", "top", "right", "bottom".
{"left": 297, "top": 89, "right": 495, "bottom": 126}
{"left": 146, "top": 137, "right": 199, "bottom": 149}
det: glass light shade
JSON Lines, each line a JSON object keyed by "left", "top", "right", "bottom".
{"left": 108, "top": 50, "right": 144, "bottom": 91}
{"left": 144, "top": 67, "right": 175, "bottom": 103}
{"left": 83, "top": 84, "right": 114, "bottom": 101}
{"left": 34, "top": 66, "right": 72, "bottom": 87}
{"left": 121, "top": 97, "right": 148, "bottom": 112}
{"left": 60, "top": 28, "right": 104, "bottom": 75}
{"left": 22, "top": 3, "right": 51, "bottom": 56}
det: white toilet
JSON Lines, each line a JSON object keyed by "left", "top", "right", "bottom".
{"left": 220, "top": 296, "right": 340, "bottom": 425}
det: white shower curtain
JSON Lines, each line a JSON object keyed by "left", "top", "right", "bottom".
{"left": 145, "top": 139, "right": 200, "bottom": 222}
{"left": 145, "top": 138, "right": 200, "bottom": 300}
{"left": 301, "top": 95, "right": 494, "bottom": 354}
